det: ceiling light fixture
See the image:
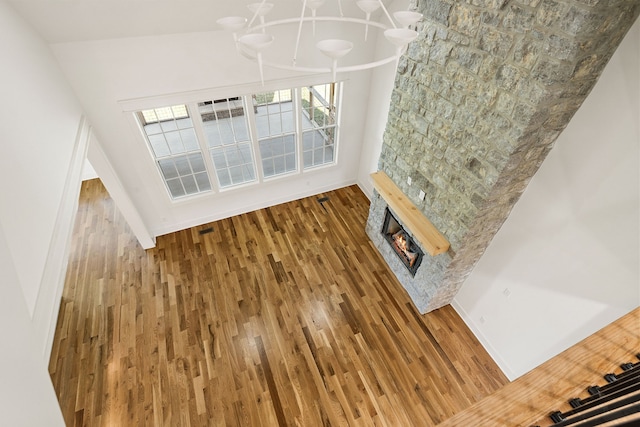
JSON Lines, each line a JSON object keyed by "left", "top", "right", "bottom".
{"left": 217, "top": 0, "right": 422, "bottom": 84}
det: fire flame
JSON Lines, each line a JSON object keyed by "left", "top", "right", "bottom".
{"left": 393, "top": 231, "right": 417, "bottom": 267}
{"left": 396, "top": 234, "right": 407, "bottom": 252}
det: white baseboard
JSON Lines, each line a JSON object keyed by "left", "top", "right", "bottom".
{"left": 450, "top": 299, "right": 518, "bottom": 381}
{"left": 152, "top": 178, "right": 358, "bottom": 237}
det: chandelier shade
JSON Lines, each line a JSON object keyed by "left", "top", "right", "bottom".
{"left": 393, "top": 11, "right": 423, "bottom": 28}
{"left": 218, "top": 0, "right": 422, "bottom": 83}
{"left": 317, "top": 39, "right": 354, "bottom": 81}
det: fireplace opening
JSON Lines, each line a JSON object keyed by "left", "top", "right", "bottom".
{"left": 381, "top": 208, "right": 424, "bottom": 276}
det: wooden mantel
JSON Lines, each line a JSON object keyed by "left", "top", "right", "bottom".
{"left": 371, "top": 171, "right": 450, "bottom": 256}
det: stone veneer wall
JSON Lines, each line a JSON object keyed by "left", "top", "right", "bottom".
{"left": 366, "top": 0, "right": 639, "bottom": 313}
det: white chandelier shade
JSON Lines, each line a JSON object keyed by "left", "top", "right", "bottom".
{"left": 217, "top": 0, "right": 422, "bottom": 83}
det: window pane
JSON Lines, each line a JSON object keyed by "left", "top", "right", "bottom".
{"left": 212, "top": 150, "right": 227, "bottom": 169}
{"left": 142, "top": 110, "right": 158, "bottom": 123}
{"left": 324, "top": 146, "right": 334, "bottom": 162}
{"left": 171, "top": 105, "right": 188, "bottom": 119}
{"left": 175, "top": 157, "right": 191, "bottom": 176}
{"left": 255, "top": 115, "right": 269, "bottom": 139}
{"left": 244, "top": 164, "right": 256, "bottom": 181}
{"left": 180, "top": 129, "right": 199, "bottom": 151}
{"left": 158, "top": 159, "right": 179, "bottom": 179}
{"left": 254, "top": 89, "right": 294, "bottom": 139}
{"left": 301, "top": 84, "right": 337, "bottom": 170}
{"left": 262, "top": 159, "right": 274, "bottom": 176}
{"left": 209, "top": 144, "right": 255, "bottom": 189}
{"left": 195, "top": 172, "right": 212, "bottom": 191}
{"left": 213, "top": 120, "right": 232, "bottom": 143}
{"left": 144, "top": 123, "right": 162, "bottom": 135}
{"left": 176, "top": 117, "right": 193, "bottom": 129}
{"left": 259, "top": 136, "right": 296, "bottom": 178}
{"left": 303, "top": 150, "right": 313, "bottom": 168}
{"left": 285, "top": 153, "right": 296, "bottom": 170}
{"left": 239, "top": 143, "right": 252, "bottom": 159}
{"left": 233, "top": 117, "right": 249, "bottom": 140}
{"left": 229, "top": 166, "right": 244, "bottom": 184}
{"left": 302, "top": 128, "right": 335, "bottom": 169}
{"left": 160, "top": 120, "right": 178, "bottom": 132}
{"left": 217, "top": 169, "right": 231, "bottom": 187}
{"left": 255, "top": 89, "right": 296, "bottom": 177}
{"left": 204, "top": 124, "right": 222, "bottom": 147}
{"left": 271, "top": 137, "right": 284, "bottom": 156}
{"left": 226, "top": 147, "right": 240, "bottom": 166}
{"left": 301, "top": 84, "right": 335, "bottom": 130}
{"left": 166, "top": 131, "right": 183, "bottom": 154}
{"left": 199, "top": 98, "right": 256, "bottom": 188}
{"left": 285, "top": 136, "right": 295, "bottom": 154}
{"left": 139, "top": 104, "right": 211, "bottom": 199}
{"left": 148, "top": 134, "right": 170, "bottom": 157}
{"left": 182, "top": 175, "right": 198, "bottom": 194}
{"left": 188, "top": 153, "right": 206, "bottom": 173}
{"left": 166, "top": 178, "right": 185, "bottom": 198}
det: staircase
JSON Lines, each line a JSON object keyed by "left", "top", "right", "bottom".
{"left": 532, "top": 354, "right": 640, "bottom": 426}
{"left": 435, "top": 308, "right": 640, "bottom": 427}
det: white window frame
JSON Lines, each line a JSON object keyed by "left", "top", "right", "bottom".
{"left": 137, "top": 105, "right": 214, "bottom": 199}
{"left": 131, "top": 81, "right": 343, "bottom": 201}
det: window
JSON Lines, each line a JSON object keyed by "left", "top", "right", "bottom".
{"left": 139, "top": 105, "right": 211, "bottom": 199}
{"left": 301, "top": 84, "right": 336, "bottom": 169}
{"left": 198, "top": 98, "right": 256, "bottom": 188}
{"left": 254, "top": 90, "right": 296, "bottom": 178}
{"left": 136, "top": 83, "right": 341, "bottom": 200}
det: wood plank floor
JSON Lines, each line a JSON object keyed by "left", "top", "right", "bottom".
{"left": 49, "top": 179, "right": 508, "bottom": 426}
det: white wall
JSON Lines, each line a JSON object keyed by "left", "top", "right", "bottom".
{"left": 357, "top": 0, "right": 409, "bottom": 198}
{"left": 87, "top": 132, "right": 155, "bottom": 249}
{"left": 81, "top": 158, "right": 98, "bottom": 181}
{"left": 0, "top": 1, "right": 84, "bottom": 317}
{"left": 0, "top": 1, "right": 83, "bottom": 423}
{"left": 453, "top": 19, "right": 640, "bottom": 380}
{"left": 50, "top": 12, "right": 390, "bottom": 238}
{"left": 0, "top": 0, "right": 86, "bottom": 359}
{"left": 0, "top": 225, "right": 65, "bottom": 426}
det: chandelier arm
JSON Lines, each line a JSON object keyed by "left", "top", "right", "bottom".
{"left": 246, "top": 0, "right": 267, "bottom": 30}
{"left": 232, "top": 9, "right": 414, "bottom": 83}
{"left": 240, "top": 48, "right": 398, "bottom": 73}
{"left": 334, "top": 55, "right": 398, "bottom": 72}
{"left": 249, "top": 16, "right": 390, "bottom": 33}
{"left": 377, "top": 0, "right": 397, "bottom": 29}
{"left": 364, "top": 13, "right": 370, "bottom": 41}
{"left": 293, "top": 0, "right": 308, "bottom": 67}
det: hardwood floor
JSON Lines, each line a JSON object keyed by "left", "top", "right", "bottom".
{"left": 49, "top": 179, "right": 508, "bottom": 426}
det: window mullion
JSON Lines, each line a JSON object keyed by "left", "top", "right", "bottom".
{"left": 245, "top": 95, "right": 265, "bottom": 183}
{"left": 190, "top": 102, "right": 220, "bottom": 192}
{"left": 293, "top": 88, "right": 304, "bottom": 175}
{"left": 333, "top": 82, "right": 340, "bottom": 164}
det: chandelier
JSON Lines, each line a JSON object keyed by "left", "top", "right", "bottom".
{"left": 217, "top": 0, "right": 423, "bottom": 84}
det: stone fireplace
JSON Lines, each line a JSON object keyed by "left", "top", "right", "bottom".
{"left": 365, "top": 0, "right": 638, "bottom": 314}
{"left": 366, "top": 172, "right": 452, "bottom": 313}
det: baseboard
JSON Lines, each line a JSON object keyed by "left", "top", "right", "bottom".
{"left": 152, "top": 178, "right": 358, "bottom": 237}
{"left": 451, "top": 298, "right": 518, "bottom": 381}
{"left": 356, "top": 177, "right": 374, "bottom": 201}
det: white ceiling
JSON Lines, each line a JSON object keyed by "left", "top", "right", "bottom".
{"left": 9, "top": 1, "right": 252, "bottom": 43}
{"left": 9, "top": 0, "right": 396, "bottom": 44}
